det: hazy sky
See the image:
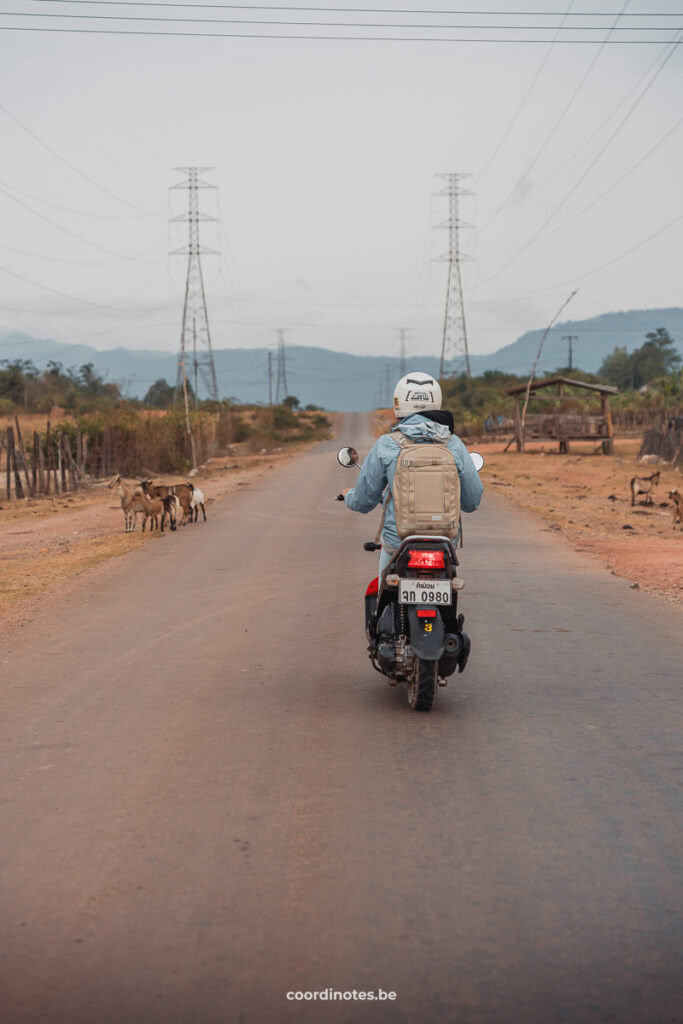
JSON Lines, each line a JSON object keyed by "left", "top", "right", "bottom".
{"left": 1, "top": 1, "right": 681, "bottom": 367}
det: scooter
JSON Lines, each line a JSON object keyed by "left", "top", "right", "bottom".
{"left": 336, "top": 445, "right": 484, "bottom": 711}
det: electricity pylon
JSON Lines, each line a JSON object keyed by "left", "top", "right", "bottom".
{"left": 436, "top": 173, "right": 473, "bottom": 380}
{"left": 274, "top": 328, "right": 290, "bottom": 404}
{"left": 171, "top": 167, "right": 220, "bottom": 403}
{"left": 398, "top": 327, "right": 408, "bottom": 376}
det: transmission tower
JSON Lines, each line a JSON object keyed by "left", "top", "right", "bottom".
{"left": 171, "top": 167, "right": 220, "bottom": 403}
{"left": 274, "top": 328, "right": 290, "bottom": 403}
{"left": 436, "top": 173, "right": 473, "bottom": 380}
{"left": 398, "top": 328, "right": 408, "bottom": 376}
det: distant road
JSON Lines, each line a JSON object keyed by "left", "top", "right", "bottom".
{"left": 1, "top": 412, "right": 681, "bottom": 1023}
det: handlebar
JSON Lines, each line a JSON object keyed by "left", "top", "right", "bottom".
{"left": 335, "top": 493, "right": 345, "bottom": 502}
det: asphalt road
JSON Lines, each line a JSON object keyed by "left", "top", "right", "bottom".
{"left": 1, "top": 413, "right": 682, "bottom": 1024}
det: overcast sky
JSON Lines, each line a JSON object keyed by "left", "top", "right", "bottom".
{"left": 0, "top": 1, "right": 681, "bottom": 366}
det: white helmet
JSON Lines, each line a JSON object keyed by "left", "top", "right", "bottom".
{"left": 393, "top": 372, "right": 442, "bottom": 418}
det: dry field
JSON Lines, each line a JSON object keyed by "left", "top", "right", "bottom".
{"left": 0, "top": 441, "right": 314, "bottom": 630}
{"left": 373, "top": 410, "right": 682, "bottom": 604}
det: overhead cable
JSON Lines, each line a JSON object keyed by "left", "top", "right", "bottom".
{"left": 0, "top": 99, "right": 163, "bottom": 217}
{"left": 477, "top": 33, "right": 681, "bottom": 286}
{"left": 0, "top": 25, "right": 678, "bottom": 39}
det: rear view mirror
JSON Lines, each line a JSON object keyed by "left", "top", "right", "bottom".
{"left": 470, "top": 452, "right": 484, "bottom": 472}
{"left": 337, "top": 446, "right": 359, "bottom": 468}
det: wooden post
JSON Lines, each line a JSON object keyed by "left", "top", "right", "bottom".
{"left": 65, "top": 435, "right": 76, "bottom": 491}
{"left": 32, "top": 432, "right": 39, "bottom": 493}
{"left": 58, "top": 433, "right": 66, "bottom": 493}
{"left": 45, "top": 422, "right": 52, "bottom": 495}
{"left": 7, "top": 427, "right": 24, "bottom": 499}
{"left": 14, "top": 416, "right": 34, "bottom": 497}
{"left": 602, "top": 394, "right": 615, "bottom": 455}
{"left": 514, "top": 396, "right": 523, "bottom": 452}
{"left": 5, "top": 427, "right": 11, "bottom": 500}
{"left": 76, "top": 426, "right": 83, "bottom": 470}
{"left": 37, "top": 433, "right": 46, "bottom": 494}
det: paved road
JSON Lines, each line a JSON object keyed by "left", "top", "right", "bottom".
{"left": 1, "top": 413, "right": 681, "bottom": 1024}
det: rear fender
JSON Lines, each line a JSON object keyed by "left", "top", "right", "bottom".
{"left": 407, "top": 607, "right": 445, "bottom": 660}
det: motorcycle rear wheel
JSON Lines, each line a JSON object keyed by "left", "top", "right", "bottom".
{"left": 407, "top": 658, "right": 438, "bottom": 712}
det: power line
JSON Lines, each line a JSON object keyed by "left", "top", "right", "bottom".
{"left": 18, "top": 3, "right": 683, "bottom": 14}
{"left": 474, "top": 3, "right": 577, "bottom": 184}
{"left": 478, "top": 33, "right": 682, "bottom": 287}
{"left": 477, "top": 0, "right": 630, "bottom": 234}
{"left": 0, "top": 177, "right": 154, "bottom": 221}
{"left": 0, "top": 25, "right": 677, "bottom": 39}
{"left": 0, "top": 99, "right": 163, "bottom": 217}
{"left": 0, "top": 181, "right": 164, "bottom": 263}
{"left": 4, "top": 11, "right": 681, "bottom": 28}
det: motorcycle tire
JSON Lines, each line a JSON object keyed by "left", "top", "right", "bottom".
{"left": 407, "top": 658, "right": 438, "bottom": 712}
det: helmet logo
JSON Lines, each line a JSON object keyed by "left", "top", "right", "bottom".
{"left": 406, "top": 390, "right": 434, "bottom": 403}
{"left": 406, "top": 377, "right": 434, "bottom": 386}
{"left": 393, "top": 396, "right": 400, "bottom": 408}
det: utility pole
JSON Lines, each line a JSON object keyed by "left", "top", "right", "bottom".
{"left": 562, "top": 334, "right": 578, "bottom": 372}
{"left": 171, "top": 167, "right": 220, "bottom": 404}
{"left": 435, "top": 173, "right": 473, "bottom": 380}
{"left": 273, "top": 328, "right": 290, "bottom": 404}
{"left": 267, "top": 351, "right": 273, "bottom": 406}
{"left": 398, "top": 328, "right": 408, "bottom": 376}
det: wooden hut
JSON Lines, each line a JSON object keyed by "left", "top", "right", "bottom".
{"left": 506, "top": 377, "right": 618, "bottom": 454}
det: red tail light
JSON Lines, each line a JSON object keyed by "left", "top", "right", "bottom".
{"left": 408, "top": 550, "right": 445, "bottom": 569}
{"left": 365, "top": 577, "right": 379, "bottom": 597}
{"left": 417, "top": 609, "right": 437, "bottom": 618}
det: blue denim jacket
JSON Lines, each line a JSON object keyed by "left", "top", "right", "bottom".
{"left": 344, "top": 415, "right": 484, "bottom": 549}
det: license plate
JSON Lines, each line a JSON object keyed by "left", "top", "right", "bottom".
{"left": 399, "top": 578, "right": 452, "bottom": 606}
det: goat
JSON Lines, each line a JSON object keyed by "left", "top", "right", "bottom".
{"left": 630, "top": 470, "right": 660, "bottom": 507}
{"left": 108, "top": 474, "right": 139, "bottom": 532}
{"left": 131, "top": 489, "right": 178, "bottom": 532}
{"left": 669, "top": 489, "right": 682, "bottom": 530}
{"left": 189, "top": 484, "right": 207, "bottom": 523}
{"left": 141, "top": 479, "right": 193, "bottom": 525}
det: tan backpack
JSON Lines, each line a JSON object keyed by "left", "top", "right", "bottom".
{"left": 391, "top": 433, "right": 461, "bottom": 540}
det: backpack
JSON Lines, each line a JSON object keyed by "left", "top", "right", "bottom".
{"left": 391, "top": 432, "right": 461, "bottom": 540}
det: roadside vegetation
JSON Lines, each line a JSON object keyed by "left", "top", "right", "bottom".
{"left": 0, "top": 359, "right": 331, "bottom": 480}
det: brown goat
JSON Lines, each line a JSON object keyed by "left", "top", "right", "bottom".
{"left": 141, "top": 479, "right": 193, "bottom": 525}
{"left": 131, "top": 490, "right": 178, "bottom": 532}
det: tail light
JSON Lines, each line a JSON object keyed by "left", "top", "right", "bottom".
{"left": 408, "top": 549, "right": 445, "bottom": 570}
{"left": 365, "top": 577, "right": 379, "bottom": 597}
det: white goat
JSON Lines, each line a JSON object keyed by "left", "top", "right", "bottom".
{"left": 189, "top": 485, "right": 207, "bottom": 523}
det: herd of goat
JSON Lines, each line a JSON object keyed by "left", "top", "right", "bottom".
{"left": 108, "top": 470, "right": 680, "bottom": 534}
{"left": 108, "top": 475, "right": 207, "bottom": 533}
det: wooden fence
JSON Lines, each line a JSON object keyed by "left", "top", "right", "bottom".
{"left": 1, "top": 411, "right": 227, "bottom": 500}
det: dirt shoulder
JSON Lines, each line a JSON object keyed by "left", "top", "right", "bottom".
{"left": 0, "top": 442, "right": 317, "bottom": 631}
{"left": 372, "top": 409, "right": 682, "bottom": 605}
{"left": 480, "top": 438, "right": 682, "bottom": 604}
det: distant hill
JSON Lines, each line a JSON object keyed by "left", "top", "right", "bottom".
{"left": 1, "top": 307, "right": 681, "bottom": 411}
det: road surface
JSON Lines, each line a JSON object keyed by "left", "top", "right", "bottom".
{"left": 1, "top": 413, "right": 681, "bottom": 1023}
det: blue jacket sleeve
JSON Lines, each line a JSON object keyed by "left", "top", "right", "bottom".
{"left": 449, "top": 437, "right": 484, "bottom": 513}
{"left": 344, "top": 438, "right": 390, "bottom": 514}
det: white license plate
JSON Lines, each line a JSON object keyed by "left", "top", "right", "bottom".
{"left": 399, "top": 578, "right": 452, "bottom": 606}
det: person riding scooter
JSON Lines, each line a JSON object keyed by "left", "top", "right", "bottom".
{"left": 342, "top": 373, "right": 484, "bottom": 578}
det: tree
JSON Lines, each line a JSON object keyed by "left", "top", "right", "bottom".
{"left": 144, "top": 378, "right": 177, "bottom": 408}
{"left": 635, "top": 327, "right": 681, "bottom": 385}
{"left": 283, "top": 395, "right": 300, "bottom": 409}
{"left": 599, "top": 346, "right": 633, "bottom": 390}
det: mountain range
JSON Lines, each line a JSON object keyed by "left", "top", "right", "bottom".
{"left": 1, "top": 307, "right": 681, "bottom": 412}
